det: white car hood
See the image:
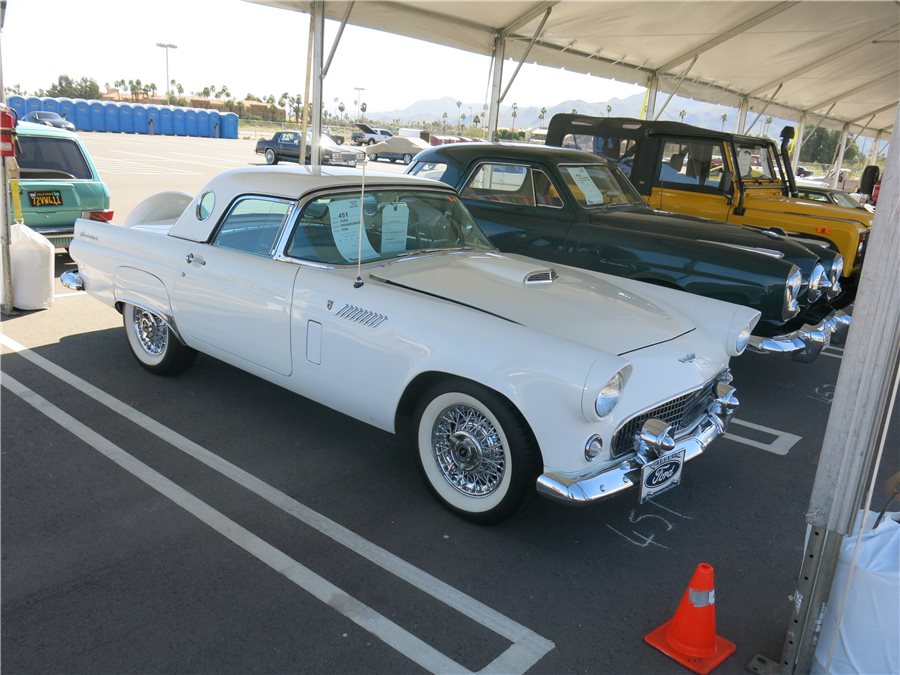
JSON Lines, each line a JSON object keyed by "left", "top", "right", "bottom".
{"left": 372, "top": 252, "right": 695, "bottom": 355}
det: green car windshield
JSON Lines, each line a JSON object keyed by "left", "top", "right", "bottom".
{"left": 286, "top": 189, "right": 495, "bottom": 265}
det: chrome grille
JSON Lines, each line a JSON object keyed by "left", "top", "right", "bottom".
{"left": 335, "top": 304, "right": 387, "bottom": 327}
{"left": 611, "top": 379, "right": 717, "bottom": 458}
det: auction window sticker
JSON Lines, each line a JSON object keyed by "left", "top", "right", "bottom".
{"left": 329, "top": 198, "right": 378, "bottom": 262}
{"left": 563, "top": 166, "right": 605, "bottom": 205}
{"left": 380, "top": 202, "right": 409, "bottom": 254}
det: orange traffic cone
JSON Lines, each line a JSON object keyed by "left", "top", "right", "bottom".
{"left": 644, "top": 563, "right": 736, "bottom": 675}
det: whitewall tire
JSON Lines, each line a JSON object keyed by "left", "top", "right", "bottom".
{"left": 413, "top": 380, "right": 540, "bottom": 524}
{"left": 123, "top": 303, "right": 196, "bottom": 375}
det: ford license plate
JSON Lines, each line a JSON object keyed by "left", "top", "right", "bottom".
{"left": 29, "top": 190, "right": 63, "bottom": 208}
{"left": 639, "top": 449, "right": 686, "bottom": 503}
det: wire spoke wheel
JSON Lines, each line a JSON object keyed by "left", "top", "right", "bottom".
{"left": 122, "top": 303, "right": 196, "bottom": 375}
{"left": 432, "top": 403, "right": 506, "bottom": 497}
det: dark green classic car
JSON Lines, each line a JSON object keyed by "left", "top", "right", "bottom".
{"left": 407, "top": 143, "right": 850, "bottom": 362}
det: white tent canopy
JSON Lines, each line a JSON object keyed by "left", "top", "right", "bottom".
{"left": 249, "top": 0, "right": 899, "bottom": 138}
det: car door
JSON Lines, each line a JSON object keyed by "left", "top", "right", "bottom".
{"left": 652, "top": 137, "right": 732, "bottom": 222}
{"left": 172, "top": 195, "right": 298, "bottom": 376}
{"left": 458, "top": 161, "right": 574, "bottom": 263}
{"left": 278, "top": 132, "right": 301, "bottom": 161}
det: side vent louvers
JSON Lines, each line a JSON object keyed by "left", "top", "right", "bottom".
{"left": 336, "top": 304, "right": 387, "bottom": 328}
{"left": 524, "top": 269, "right": 558, "bottom": 286}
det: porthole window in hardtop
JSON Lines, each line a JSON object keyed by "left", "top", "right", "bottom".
{"left": 196, "top": 191, "right": 215, "bottom": 221}
{"left": 212, "top": 196, "right": 292, "bottom": 256}
{"left": 285, "top": 189, "right": 493, "bottom": 265}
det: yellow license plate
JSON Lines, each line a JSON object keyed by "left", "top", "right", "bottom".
{"left": 29, "top": 191, "right": 63, "bottom": 207}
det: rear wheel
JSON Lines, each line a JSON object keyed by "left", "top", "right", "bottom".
{"left": 265, "top": 148, "right": 278, "bottom": 165}
{"left": 402, "top": 153, "right": 413, "bottom": 165}
{"left": 413, "top": 379, "right": 540, "bottom": 524}
{"left": 367, "top": 138, "right": 376, "bottom": 145}
{"left": 123, "top": 303, "right": 196, "bottom": 375}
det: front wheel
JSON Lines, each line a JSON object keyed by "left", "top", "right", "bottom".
{"left": 264, "top": 148, "right": 278, "bottom": 165}
{"left": 123, "top": 303, "right": 196, "bottom": 375}
{"left": 413, "top": 379, "right": 541, "bottom": 524}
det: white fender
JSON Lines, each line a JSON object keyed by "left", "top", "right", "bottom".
{"left": 124, "top": 191, "right": 193, "bottom": 227}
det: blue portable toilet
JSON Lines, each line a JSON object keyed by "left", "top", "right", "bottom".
{"left": 173, "top": 108, "right": 186, "bottom": 135}
{"left": 90, "top": 101, "right": 105, "bottom": 131}
{"left": 7, "top": 95, "right": 27, "bottom": 118}
{"left": 74, "top": 100, "right": 91, "bottom": 131}
{"left": 197, "top": 110, "right": 210, "bottom": 137}
{"left": 104, "top": 102, "right": 120, "bottom": 132}
{"left": 119, "top": 103, "right": 134, "bottom": 133}
{"left": 59, "top": 99, "right": 75, "bottom": 127}
{"left": 146, "top": 106, "right": 160, "bottom": 135}
{"left": 27, "top": 97, "right": 43, "bottom": 114}
{"left": 159, "top": 106, "right": 174, "bottom": 135}
{"left": 42, "top": 98, "right": 61, "bottom": 115}
{"left": 185, "top": 109, "right": 198, "bottom": 136}
{"left": 208, "top": 110, "right": 222, "bottom": 138}
{"left": 133, "top": 104, "right": 147, "bottom": 133}
{"left": 221, "top": 112, "right": 239, "bottom": 139}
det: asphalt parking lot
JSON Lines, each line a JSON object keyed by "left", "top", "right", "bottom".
{"left": 2, "top": 133, "right": 896, "bottom": 674}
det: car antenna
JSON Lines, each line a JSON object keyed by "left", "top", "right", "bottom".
{"left": 353, "top": 155, "right": 366, "bottom": 288}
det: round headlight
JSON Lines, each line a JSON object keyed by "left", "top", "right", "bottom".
{"left": 807, "top": 263, "right": 826, "bottom": 302}
{"left": 736, "top": 325, "right": 752, "bottom": 354}
{"left": 783, "top": 267, "right": 802, "bottom": 320}
{"left": 830, "top": 254, "right": 844, "bottom": 283}
{"left": 595, "top": 372, "right": 624, "bottom": 417}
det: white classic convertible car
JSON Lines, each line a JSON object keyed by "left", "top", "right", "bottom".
{"left": 63, "top": 166, "right": 759, "bottom": 523}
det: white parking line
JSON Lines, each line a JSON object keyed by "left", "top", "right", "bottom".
{"left": 0, "top": 335, "right": 554, "bottom": 674}
{"left": 725, "top": 418, "right": 802, "bottom": 455}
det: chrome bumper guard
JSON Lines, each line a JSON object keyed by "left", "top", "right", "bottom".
{"left": 60, "top": 270, "right": 84, "bottom": 291}
{"left": 536, "top": 384, "right": 738, "bottom": 505}
{"left": 747, "top": 310, "right": 851, "bottom": 363}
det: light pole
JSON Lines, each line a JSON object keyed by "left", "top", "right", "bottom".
{"left": 353, "top": 87, "right": 365, "bottom": 121}
{"left": 156, "top": 42, "right": 178, "bottom": 101}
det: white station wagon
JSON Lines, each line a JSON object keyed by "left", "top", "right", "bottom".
{"left": 63, "top": 166, "right": 759, "bottom": 523}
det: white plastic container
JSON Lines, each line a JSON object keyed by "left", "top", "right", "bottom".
{"left": 10, "top": 223, "right": 55, "bottom": 310}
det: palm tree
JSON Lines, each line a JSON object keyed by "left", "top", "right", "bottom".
{"left": 679, "top": 109, "right": 687, "bottom": 122}
{"left": 538, "top": 107, "right": 546, "bottom": 128}
{"left": 338, "top": 101, "right": 346, "bottom": 120}
{"left": 360, "top": 102, "right": 367, "bottom": 122}
{"left": 606, "top": 104, "right": 612, "bottom": 117}
{"left": 442, "top": 111, "right": 448, "bottom": 133}
{"left": 720, "top": 113, "right": 728, "bottom": 131}
{"left": 571, "top": 108, "right": 577, "bottom": 114}
{"left": 511, "top": 102, "right": 518, "bottom": 132}
{"left": 459, "top": 112, "right": 466, "bottom": 133}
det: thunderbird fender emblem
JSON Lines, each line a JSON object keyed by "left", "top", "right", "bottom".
{"left": 678, "top": 353, "right": 697, "bottom": 363}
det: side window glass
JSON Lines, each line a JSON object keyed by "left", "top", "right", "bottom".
{"left": 407, "top": 161, "right": 449, "bottom": 182}
{"left": 658, "top": 139, "right": 726, "bottom": 191}
{"left": 461, "top": 163, "right": 535, "bottom": 206}
{"left": 213, "top": 197, "right": 291, "bottom": 256}
{"left": 532, "top": 168, "right": 564, "bottom": 208}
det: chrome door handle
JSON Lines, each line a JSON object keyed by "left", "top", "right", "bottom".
{"left": 185, "top": 253, "right": 206, "bottom": 265}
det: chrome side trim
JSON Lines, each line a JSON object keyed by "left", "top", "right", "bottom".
{"left": 747, "top": 309, "right": 851, "bottom": 362}
{"left": 60, "top": 270, "right": 84, "bottom": 291}
{"left": 697, "top": 240, "right": 785, "bottom": 258}
{"left": 335, "top": 303, "right": 387, "bottom": 328}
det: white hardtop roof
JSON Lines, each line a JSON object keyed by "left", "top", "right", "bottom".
{"left": 249, "top": 1, "right": 898, "bottom": 136}
{"left": 168, "top": 164, "right": 450, "bottom": 242}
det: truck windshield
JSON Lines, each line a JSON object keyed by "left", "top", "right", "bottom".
{"left": 733, "top": 141, "right": 780, "bottom": 182}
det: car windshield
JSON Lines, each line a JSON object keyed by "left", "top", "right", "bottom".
{"left": 285, "top": 189, "right": 494, "bottom": 265}
{"left": 558, "top": 163, "right": 643, "bottom": 208}
{"left": 733, "top": 141, "right": 780, "bottom": 182}
{"left": 16, "top": 136, "right": 93, "bottom": 179}
{"left": 829, "top": 190, "right": 862, "bottom": 208}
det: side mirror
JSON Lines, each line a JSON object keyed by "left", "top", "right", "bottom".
{"left": 720, "top": 169, "right": 734, "bottom": 195}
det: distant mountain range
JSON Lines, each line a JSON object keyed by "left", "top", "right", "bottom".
{"left": 369, "top": 93, "right": 743, "bottom": 131}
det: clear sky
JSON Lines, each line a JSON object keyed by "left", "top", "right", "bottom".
{"left": 0, "top": 0, "right": 644, "bottom": 113}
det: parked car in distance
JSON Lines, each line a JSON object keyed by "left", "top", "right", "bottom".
{"left": 10, "top": 121, "right": 111, "bottom": 249}
{"left": 351, "top": 123, "right": 392, "bottom": 145}
{"left": 795, "top": 181, "right": 874, "bottom": 213}
{"left": 545, "top": 114, "right": 872, "bottom": 300}
{"left": 22, "top": 110, "right": 76, "bottom": 132}
{"left": 367, "top": 135, "right": 432, "bottom": 165}
{"left": 62, "top": 166, "right": 757, "bottom": 523}
{"left": 408, "top": 142, "right": 850, "bottom": 362}
{"left": 254, "top": 131, "right": 363, "bottom": 167}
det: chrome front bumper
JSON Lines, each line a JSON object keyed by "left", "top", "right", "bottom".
{"left": 747, "top": 310, "right": 851, "bottom": 363}
{"left": 536, "top": 385, "right": 737, "bottom": 505}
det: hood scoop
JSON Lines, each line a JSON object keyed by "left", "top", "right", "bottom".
{"left": 524, "top": 268, "right": 558, "bottom": 286}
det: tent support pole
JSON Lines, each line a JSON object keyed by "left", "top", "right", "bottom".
{"left": 310, "top": 0, "right": 324, "bottom": 165}
{"left": 487, "top": 34, "right": 505, "bottom": 140}
{"left": 737, "top": 97, "right": 749, "bottom": 134}
{"left": 791, "top": 114, "right": 805, "bottom": 170}
{"left": 830, "top": 123, "right": 849, "bottom": 188}
{"left": 652, "top": 56, "right": 697, "bottom": 121}
{"left": 644, "top": 73, "right": 658, "bottom": 120}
